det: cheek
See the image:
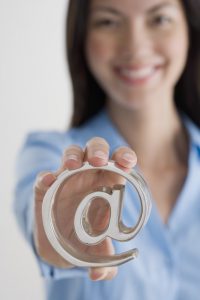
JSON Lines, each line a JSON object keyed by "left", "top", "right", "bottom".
{"left": 169, "top": 38, "right": 188, "bottom": 59}
{"left": 85, "top": 34, "right": 112, "bottom": 69}
{"left": 162, "top": 29, "right": 189, "bottom": 69}
{"left": 158, "top": 29, "right": 189, "bottom": 87}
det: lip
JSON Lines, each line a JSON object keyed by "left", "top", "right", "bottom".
{"left": 114, "top": 65, "right": 162, "bottom": 86}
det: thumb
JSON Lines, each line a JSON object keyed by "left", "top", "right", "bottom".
{"left": 34, "top": 171, "right": 57, "bottom": 202}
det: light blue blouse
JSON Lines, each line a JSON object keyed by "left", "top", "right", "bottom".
{"left": 14, "top": 109, "right": 200, "bottom": 300}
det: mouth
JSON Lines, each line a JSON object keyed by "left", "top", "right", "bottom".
{"left": 114, "top": 65, "right": 162, "bottom": 86}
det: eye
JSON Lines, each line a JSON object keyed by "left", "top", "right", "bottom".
{"left": 151, "top": 14, "right": 172, "bottom": 27}
{"left": 92, "top": 18, "right": 119, "bottom": 28}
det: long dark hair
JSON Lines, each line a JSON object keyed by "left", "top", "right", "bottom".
{"left": 66, "top": 0, "right": 200, "bottom": 128}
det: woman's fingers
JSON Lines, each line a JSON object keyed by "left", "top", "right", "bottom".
{"left": 84, "top": 137, "right": 110, "bottom": 166}
{"left": 33, "top": 139, "right": 137, "bottom": 275}
{"left": 112, "top": 146, "right": 137, "bottom": 172}
{"left": 58, "top": 139, "right": 137, "bottom": 175}
{"left": 53, "top": 137, "right": 109, "bottom": 181}
{"left": 61, "top": 145, "right": 84, "bottom": 170}
{"left": 59, "top": 137, "right": 110, "bottom": 174}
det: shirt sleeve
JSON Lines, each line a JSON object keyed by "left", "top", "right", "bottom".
{"left": 13, "top": 131, "right": 87, "bottom": 279}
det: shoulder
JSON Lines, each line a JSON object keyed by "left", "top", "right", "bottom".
{"left": 16, "top": 130, "right": 75, "bottom": 179}
{"left": 15, "top": 124, "right": 99, "bottom": 185}
{"left": 23, "top": 130, "right": 70, "bottom": 153}
{"left": 19, "top": 111, "right": 104, "bottom": 159}
{"left": 23, "top": 124, "right": 95, "bottom": 153}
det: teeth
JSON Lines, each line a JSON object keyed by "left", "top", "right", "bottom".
{"left": 119, "top": 67, "right": 155, "bottom": 80}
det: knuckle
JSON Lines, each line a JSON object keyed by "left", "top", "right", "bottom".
{"left": 86, "top": 137, "right": 109, "bottom": 149}
{"left": 63, "top": 145, "right": 82, "bottom": 156}
{"left": 113, "top": 147, "right": 136, "bottom": 158}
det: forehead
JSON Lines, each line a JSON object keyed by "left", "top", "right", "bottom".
{"left": 89, "top": 0, "right": 180, "bottom": 13}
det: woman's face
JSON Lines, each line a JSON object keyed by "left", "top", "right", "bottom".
{"left": 85, "top": 0, "right": 189, "bottom": 110}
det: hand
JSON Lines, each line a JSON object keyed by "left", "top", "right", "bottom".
{"left": 33, "top": 137, "right": 137, "bottom": 281}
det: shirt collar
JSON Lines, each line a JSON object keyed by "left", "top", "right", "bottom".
{"left": 84, "top": 108, "right": 200, "bottom": 154}
{"left": 181, "top": 114, "right": 200, "bottom": 149}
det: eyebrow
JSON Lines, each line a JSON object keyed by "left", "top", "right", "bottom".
{"left": 147, "top": 2, "right": 178, "bottom": 13}
{"left": 90, "top": 6, "right": 122, "bottom": 16}
{"left": 90, "top": 2, "right": 177, "bottom": 16}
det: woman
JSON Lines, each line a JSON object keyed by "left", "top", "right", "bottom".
{"left": 14, "top": 0, "right": 200, "bottom": 299}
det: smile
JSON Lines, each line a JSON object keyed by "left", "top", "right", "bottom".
{"left": 114, "top": 65, "right": 161, "bottom": 86}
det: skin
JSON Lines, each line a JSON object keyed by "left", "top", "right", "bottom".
{"left": 85, "top": 0, "right": 189, "bottom": 222}
{"left": 34, "top": 0, "right": 190, "bottom": 282}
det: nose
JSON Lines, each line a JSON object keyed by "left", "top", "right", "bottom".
{"left": 118, "top": 21, "right": 153, "bottom": 63}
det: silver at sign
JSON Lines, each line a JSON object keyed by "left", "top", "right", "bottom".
{"left": 42, "top": 161, "right": 152, "bottom": 268}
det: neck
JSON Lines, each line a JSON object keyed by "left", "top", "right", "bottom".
{"left": 107, "top": 98, "right": 189, "bottom": 170}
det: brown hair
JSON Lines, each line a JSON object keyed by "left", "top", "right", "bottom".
{"left": 66, "top": 0, "right": 200, "bottom": 128}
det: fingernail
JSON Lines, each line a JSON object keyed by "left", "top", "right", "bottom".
{"left": 93, "top": 150, "right": 108, "bottom": 160}
{"left": 122, "top": 152, "right": 136, "bottom": 163}
{"left": 65, "top": 154, "right": 79, "bottom": 161}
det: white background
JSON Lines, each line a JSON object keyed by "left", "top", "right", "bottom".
{"left": 0, "top": 1, "right": 72, "bottom": 299}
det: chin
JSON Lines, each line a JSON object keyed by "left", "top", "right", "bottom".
{"left": 109, "top": 90, "right": 156, "bottom": 111}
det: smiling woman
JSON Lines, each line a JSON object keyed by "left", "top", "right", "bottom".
{"left": 85, "top": 0, "right": 189, "bottom": 112}
{"left": 14, "top": 0, "right": 200, "bottom": 299}
{"left": 67, "top": 0, "right": 200, "bottom": 127}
